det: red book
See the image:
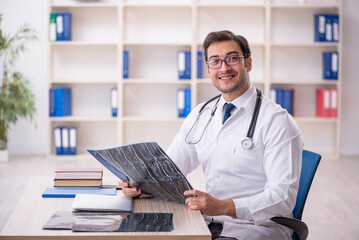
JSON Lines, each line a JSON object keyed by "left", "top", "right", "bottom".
{"left": 54, "top": 168, "right": 103, "bottom": 180}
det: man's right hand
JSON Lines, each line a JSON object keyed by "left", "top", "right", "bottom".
{"left": 118, "top": 179, "right": 143, "bottom": 198}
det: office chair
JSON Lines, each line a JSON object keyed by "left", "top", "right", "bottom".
{"left": 271, "top": 150, "right": 321, "bottom": 240}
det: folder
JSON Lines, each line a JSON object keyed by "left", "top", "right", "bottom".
{"left": 54, "top": 127, "right": 63, "bottom": 155}
{"left": 53, "top": 88, "right": 72, "bottom": 117}
{"left": 184, "top": 88, "right": 191, "bottom": 117}
{"left": 177, "top": 89, "right": 185, "bottom": 118}
{"left": 42, "top": 187, "right": 117, "bottom": 198}
{"left": 123, "top": 50, "right": 129, "bottom": 79}
{"left": 330, "top": 89, "right": 338, "bottom": 118}
{"left": 314, "top": 14, "right": 326, "bottom": 42}
{"left": 49, "top": 13, "right": 57, "bottom": 42}
{"left": 316, "top": 89, "right": 330, "bottom": 117}
{"left": 56, "top": 13, "right": 71, "bottom": 41}
{"left": 197, "top": 51, "right": 203, "bottom": 79}
{"left": 178, "top": 51, "right": 191, "bottom": 79}
{"left": 62, "top": 127, "right": 70, "bottom": 155}
{"left": 323, "top": 52, "right": 338, "bottom": 80}
{"left": 110, "top": 88, "right": 118, "bottom": 117}
{"left": 69, "top": 127, "right": 77, "bottom": 155}
{"left": 49, "top": 89, "right": 56, "bottom": 117}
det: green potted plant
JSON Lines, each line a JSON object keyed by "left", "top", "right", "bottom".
{"left": 0, "top": 14, "right": 37, "bottom": 162}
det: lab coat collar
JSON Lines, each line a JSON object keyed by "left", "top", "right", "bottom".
{"left": 218, "top": 84, "right": 257, "bottom": 117}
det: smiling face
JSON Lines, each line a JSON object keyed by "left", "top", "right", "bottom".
{"left": 207, "top": 40, "right": 252, "bottom": 102}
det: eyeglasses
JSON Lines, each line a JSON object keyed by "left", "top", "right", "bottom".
{"left": 207, "top": 55, "right": 243, "bottom": 69}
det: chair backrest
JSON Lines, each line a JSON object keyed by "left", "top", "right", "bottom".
{"left": 293, "top": 150, "right": 321, "bottom": 220}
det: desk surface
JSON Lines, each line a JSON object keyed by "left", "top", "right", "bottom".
{"left": 0, "top": 177, "right": 211, "bottom": 240}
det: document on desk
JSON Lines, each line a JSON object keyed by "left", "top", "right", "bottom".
{"left": 87, "top": 142, "right": 193, "bottom": 204}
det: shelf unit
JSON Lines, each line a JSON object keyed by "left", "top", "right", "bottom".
{"left": 47, "top": 0, "right": 342, "bottom": 159}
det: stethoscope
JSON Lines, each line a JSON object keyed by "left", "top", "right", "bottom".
{"left": 185, "top": 88, "right": 262, "bottom": 150}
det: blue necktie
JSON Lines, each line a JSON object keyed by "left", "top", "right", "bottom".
{"left": 223, "top": 103, "right": 235, "bottom": 124}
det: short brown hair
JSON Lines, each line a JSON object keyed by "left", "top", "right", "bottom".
{"left": 202, "top": 30, "right": 251, "bottom": 62}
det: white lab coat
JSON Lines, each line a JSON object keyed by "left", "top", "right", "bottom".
{"left": 167, "top": 84, "right": 303, "bottom": 240}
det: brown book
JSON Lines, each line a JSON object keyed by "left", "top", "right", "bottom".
{"left": 54, "top": 179, "right": 102, "bottom": 188}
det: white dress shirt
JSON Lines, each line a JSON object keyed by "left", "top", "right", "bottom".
{"left": 167, "top": 84, "right": 303, "bottom": 239}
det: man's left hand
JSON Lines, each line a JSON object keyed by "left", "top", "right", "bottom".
{"left": 184, "top": 189, "right": 236, "bottom": 217}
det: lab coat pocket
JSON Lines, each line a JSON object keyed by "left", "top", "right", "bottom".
{"left": 231, "top": 143, "right": 264, "bottom": 175}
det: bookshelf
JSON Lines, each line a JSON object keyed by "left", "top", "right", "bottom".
{"left": 47, "top": 0, "right": 342, "bottom": 159}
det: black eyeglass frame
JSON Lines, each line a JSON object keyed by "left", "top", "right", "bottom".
{"left": 206, "top": 55, "right": 244, "bottom": 69}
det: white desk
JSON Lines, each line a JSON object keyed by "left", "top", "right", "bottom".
{"left": 0, "top": 177, "right": 211, "bottom": 240}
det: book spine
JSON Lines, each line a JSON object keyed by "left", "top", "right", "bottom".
{"left": 49, "top": 88, "right": 56, "bottom": 117}
{"left": 178, "top": 51, "right": 191, "bottom": 80}
{"left": 323, "top": 52, "right": 338, "bottom": 80}
{"left": 330, "top": 89, "right": 338, "bottom": 118}
{"left": 49, "top": 13, "right": 57, "bottom": 42}
{"left": 177, "top": 89, "right": 185, "bottom": 117}
{"left": 314, "top": 14, "right": 326, "bottom": 42}
{"left": 56, "top": 13, "right": 71, "bottom": 41}
{"left": 62, "top": 127, "right": 70, "bottom": 155}
{"left": 197, "top": 51, "right": 203, "bottom": 79}
{"left": 54, "top": 88, "right": 72, "bottom": 117}
{"left": 331, "top": 14, "right": 339, "bottom": 42}
{"left": 123, "top": 50, "right": 129, "bottom": 79}
{"left": 69, "top": 127, "right": 77, "bottom": 155}
{"left": 184, "top": 88, "right": 191, "bottom": 117}
{"left": 110, "top": 88, "right": 118, "bottom": 117}
{"left": 54, "top": 127, "right": 63, "bottom": 155}
{"left": 325, "top": 15, "right": 333, "bottom": 42}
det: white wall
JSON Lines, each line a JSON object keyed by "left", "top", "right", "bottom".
{"left": 1, "top": 0, "right": 359, "bottom": 156}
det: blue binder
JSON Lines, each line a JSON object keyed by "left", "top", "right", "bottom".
{"left": 110, "top": 88, "right": 118, "bottom": 117}
{"left": 56, "top": 13, "right": 71, "bottom": 41}
{"left": 123, "top": 50, "right": 129, "bottom": 79}
{"left": 49, "top": 89, "right": 56, "bottom": 117}
{"left": 184, "top": 88, "right": 191, "bottom": 117}
{"left": 272, "top": 89, "right": 293, "bottom": 116}
{"left": 42, "top": 187, "right": 117, "bottom": 198}
{"left": 197, "top": 51, "right": 203, "bottom": 79}
{"left": 54, "top": 127, "right": 63, "bottom": 155}
{"left": 328, "top": 14, "right": 339, "bottom": 42}
{"left": 69, "top": 127, "right": 77, "bottom": 155}
{"left": 178, "top": 51, "right": 191, "bottom": 79}
{"left": 177, "top": 89, "right": 185, "bottom": 117}
{"left": 314, "top": 14, "right": 326, "bottom": 42}
{"left": 61, "top": 127, "right": 70, "bottom": 155}
{"left": 323, "top": 51, "right": 338, "bottom": 80}
{"left": 53, "top": 88, "right": 72, "bottom": 117}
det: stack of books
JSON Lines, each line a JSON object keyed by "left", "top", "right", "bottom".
{"left": 54, "top": 168, "right": 103, "bottom": 188}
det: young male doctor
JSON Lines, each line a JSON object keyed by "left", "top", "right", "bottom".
{"left": 120, "top": 30, "right": 303, "bottom": 240}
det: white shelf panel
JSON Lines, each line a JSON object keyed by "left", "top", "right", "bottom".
{"left": 124, "top": 41, "right": 191, "bottom": 46}
{"left": 270, "top": 42, "right": 339, "bottom": 47}
{"left": 198, "top": 0, "right": 264, "bottom": 6}
{"left": 123, "top": 116, "right": 185, "bottom": 122}
{"left": 123, "top": 79, "right": 192, "bottom": 84}
{"left": 50, "top": 41, "right": 117, "bottom": 46}
{"left": 50, "top": 78, "right": 118, "bottom": 84}
{"left": 294, "top": 117, "right": 338, "bottom": 123}
{"left": 270, "top": 80, "right": 339, "bottom": 85}
{"left": 271, "top": 0, "right": 338, "bottom": 8}
{"left": 124, "top": 0, "right": 192, "bottom": 6}
{"left": 51, "top": 0, "right": 118, "bottom": 8}
{"left": 50, "top": 116, "right": 117, "bottom": 122}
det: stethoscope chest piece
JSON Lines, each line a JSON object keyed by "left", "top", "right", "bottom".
{"left": 241, "top": 137, "right": 253, "bottom": 150}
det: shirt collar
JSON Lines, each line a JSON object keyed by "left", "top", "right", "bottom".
{"left": 219, "top": 84, "right": 257, "bottom": 115}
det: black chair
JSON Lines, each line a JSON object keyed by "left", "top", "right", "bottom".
{"left": 271, "top": 150, "right": 321, "bottom": 240}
